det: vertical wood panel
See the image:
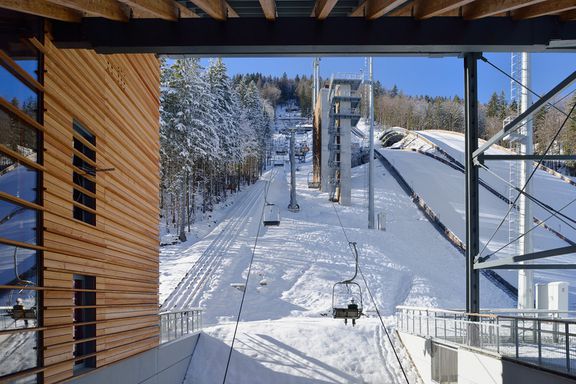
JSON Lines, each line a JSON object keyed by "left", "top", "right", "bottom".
{"left": 42, "top": 35, "right": 160, "bottom": 381}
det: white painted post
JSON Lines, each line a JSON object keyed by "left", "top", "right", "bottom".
{"left": 368, "top": 57, "right": 375, "bottom": 229}
{"left": 518, "top": 52, "right": 534, "bottom": 310}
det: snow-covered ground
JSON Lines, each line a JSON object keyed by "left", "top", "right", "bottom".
{"left": 160, "top": 145, "right": 513, "bottom": 383}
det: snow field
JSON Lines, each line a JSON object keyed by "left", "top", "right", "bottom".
{"left": 386, "top": 129, "right": 576, "bottom": 306}
{"left": 161, "top": 146, "right": 513, "bottom": 383}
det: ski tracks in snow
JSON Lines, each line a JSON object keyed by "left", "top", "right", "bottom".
{"left": 162, "top": 181, "right": 266, "bottom": 310}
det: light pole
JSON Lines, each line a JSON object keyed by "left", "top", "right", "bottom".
{"left": 368, "top": 57, "right": 375, "bottom": 229}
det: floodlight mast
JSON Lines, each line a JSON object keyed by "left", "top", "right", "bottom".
{"left": 368, "top": 57, "right": 375, "bottom": 229}
{"left": 518, "top": 52, "right": 534, "bottom": 310}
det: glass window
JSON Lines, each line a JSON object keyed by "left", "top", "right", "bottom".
{"left": 0, "top": 109, "right": 38, "bottom": 160}
{"left": 0, "top": 200, "right": 37, "bottom": 245}
{"left": 73, "top": 173, "right": 95, "bottom": 192}
{"left": 73, "top": 275, "right": 96, "bottom": 372}
{"left": 73, "top": 139, "right": 95, "bottom": 162}
{"left": 73, "top": 206, "right": 95, "bottom": 226}
{"left": 74, "top": 122, "right": 96, "bottom": 146}
{"left": 72, "top": 123, "right": 96, "bottom": 226}
{"left": 0, "top": 331, "right": 38, "bottom": 378}
{"left": 0, "top": 21, "right": 40, "bottom": 83}
{"left": 0, "top": 245, "right": 37, "bottom": 286}
{"left": 0, "top": 153, "right": 38, "bottom": 203}
{"left": 0, "top": 288, "right": 38, "bottom": 331}
{"left": 0, "top": 66, "right": 38, "bottom": 119}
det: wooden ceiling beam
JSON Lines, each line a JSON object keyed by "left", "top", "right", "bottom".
{"left": 118, "top": 0, "right": 179, "bottom": 21}
{"left": 387, "top": 2, "right": 413, "bottom": 16}
{"left": 513, "top": 0, "right": 576, "bottom": 19}
{"left": 413, "top": 0, "right": 474, "bottom": 19}
{"left": 560, "top": 9, "right": 576, "bottom": 21}
{"left": 259, "top": 0, "right": 276, "bottom": 20}
{"left": 313, "top": 0, "right": 339, "bottom": 19}
{"left": 0, "top": 0, "right": 82, "bottom": 22}
{"left": 349, "top": 1, "right": 366, "bottom": 17}
{"left": 186, "top": 0, "right": 227, "bottom": 20}
{"left": 227, "top": 4, "right": 239, "bottom": 17}
{"left": 463, "top": 0, "right": 546, "bottom": 20}
{"left": 46, "top": 0, "right": 130, "bottom": 22}
{"left": 175, "top": 2, "right": 200, "bottom": 18}
{"left": 366, "top": 0, "right": 409, "bottom": 19}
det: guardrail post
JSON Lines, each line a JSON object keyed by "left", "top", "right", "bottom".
{"left": 566, "top": 323, "right": 570, "bottom": 372}
{"left": 496, "top": 318, "right": 500, "bottom": 354}
{"left": 419, "top": 310, "right": 422, "bottom": 335}
{"left": 173, "top": 313, "right": 177, "bottom": 340}
{"left": 515, "top": 318, "right": 519, "bottom": 359}
{"left": 537, "top": 320, "right": 541, "bottom": 365}
{"left": 426, "top": 310, "right": 429, "bottom": 337}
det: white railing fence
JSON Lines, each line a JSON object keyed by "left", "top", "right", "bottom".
{"left": 160, "top": 308, "right": 203, "bottom": 344}
{"left": 396, "top": 306, "right": 576, "bottom": 376}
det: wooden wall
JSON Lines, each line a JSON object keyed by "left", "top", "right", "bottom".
{"left": 42, "top": 36, "right": 160, "bottom": 383}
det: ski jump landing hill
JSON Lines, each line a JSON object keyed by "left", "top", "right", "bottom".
{"left": 378, "top": 128, "right": 576, "bottom": 306}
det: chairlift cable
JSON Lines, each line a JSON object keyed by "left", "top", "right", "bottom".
{"left": 222, "top": 171, "right": 275, "bottom": 384}
{"left": 332, "top": 203, "right": 410, "bottom": 384}
{"left": 478, "top": 101, "right": 576, "bottom": 259}
{"left": 480, "top": 193, "right": 576, "bottom": 261}
{"left": 478, "top": 163, "right": 576, "bottom": 232}
{"left": 480, "top": 56, "right": 576, "bottom": 125}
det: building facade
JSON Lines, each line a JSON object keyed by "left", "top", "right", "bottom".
{"left": 1, "top": 10, "right": 160, "bottom": 383}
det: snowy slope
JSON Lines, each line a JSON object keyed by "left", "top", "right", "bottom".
{"left": 419, "top": 130, "right": 576, "bottom": 243}
{"left": 385, "top": 129, "right": 576, "bottom": 306}
{"left": 160, "top": 151, "right": 512, "bottom": 383}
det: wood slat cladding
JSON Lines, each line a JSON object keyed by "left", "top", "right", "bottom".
{"left": 42, "top": 36, "right": 160, "bottom": 383}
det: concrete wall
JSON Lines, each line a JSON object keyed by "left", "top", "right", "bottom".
{"left": 399, "top": 331, "right": 576, "bottom": 384}
{"left": 398, "top": 332, "right": 432, "bottom": 383}
{"left": 69, "top": 333, "right": 201, "bottom": 384}
{"left": 320, "top": 88, "right": 330, "bottom": 192}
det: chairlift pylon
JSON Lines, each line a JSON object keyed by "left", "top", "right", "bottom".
{"left": 332, "top": 242, "right": 363, "bottom": 326}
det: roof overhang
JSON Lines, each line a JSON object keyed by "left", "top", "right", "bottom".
{"left": 50, "top": 16, "right": 576, "bottom": 56}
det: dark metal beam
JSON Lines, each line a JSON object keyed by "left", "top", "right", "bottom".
{"left": 464, "top": 52, "right": 481, "bottom": 316}
{"left": 473, "top": 69, "right": 576, "bottom": 159}
{"left": 480, "top": 154, "right": 576, "bottom": 161}
{"left": 475, "top": 245, "right": 576, "bottom": 269}
{"left": 487, "top": 264, "right": 576, "bottom": 270}
{"left": 49, "top": 16, "right": 576, "bottom": 55}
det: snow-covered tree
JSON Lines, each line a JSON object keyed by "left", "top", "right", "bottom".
{"left": 160, "top": 60, "right": 272, "bottom": 239}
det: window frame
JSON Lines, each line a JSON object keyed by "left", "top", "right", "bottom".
{"left": 71, "top": 121, "right": 96, "bottom": 226}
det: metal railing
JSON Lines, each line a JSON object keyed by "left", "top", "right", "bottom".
{"left": 396, "top": 306, "right": 576, "bottom": 376}
{"left": 160, "top": 308, "right": 203, "bottom": 344}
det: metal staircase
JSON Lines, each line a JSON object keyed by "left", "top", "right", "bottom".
{"left": 326, "top": 73, "right": 362, "bottom": 202}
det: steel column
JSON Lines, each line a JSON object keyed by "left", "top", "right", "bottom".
{"left": 464, "top": 53, "right": 481, "bottom": 317}
{"left": 368, "top": 57, "right": 375, "bottom": 229}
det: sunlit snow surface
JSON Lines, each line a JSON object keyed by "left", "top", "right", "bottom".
{"left": 160, "top": 136, "right": 514, "bottom": 383}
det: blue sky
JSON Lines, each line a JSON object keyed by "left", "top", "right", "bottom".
{"left": 202, "top": 53, "right": 575, "bottom": 103}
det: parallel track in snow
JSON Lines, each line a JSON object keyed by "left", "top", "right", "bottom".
{"left": 161, "top": 180, "right": 266, "bottom": 311}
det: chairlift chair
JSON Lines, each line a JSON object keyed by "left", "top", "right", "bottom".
{"left": 5, "top": 247, "right": 37, "bottom": 323}
{"left": 263, "top": 203, "right": 280, "bottom": 226}
{"left": 331, "top": 242, "right": 364, "bottom": 326}
{"left": 332, "top": 281, "right": 363, "bottom": 326}
{"left": 307, "top": 172, "right": 320, "bottom": 189}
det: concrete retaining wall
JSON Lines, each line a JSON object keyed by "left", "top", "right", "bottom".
{"left": 69, "top": 333, "right": 201, "bottom": 384}
{"left": 398, "top": 331, "right": 576, "bottom": 384}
